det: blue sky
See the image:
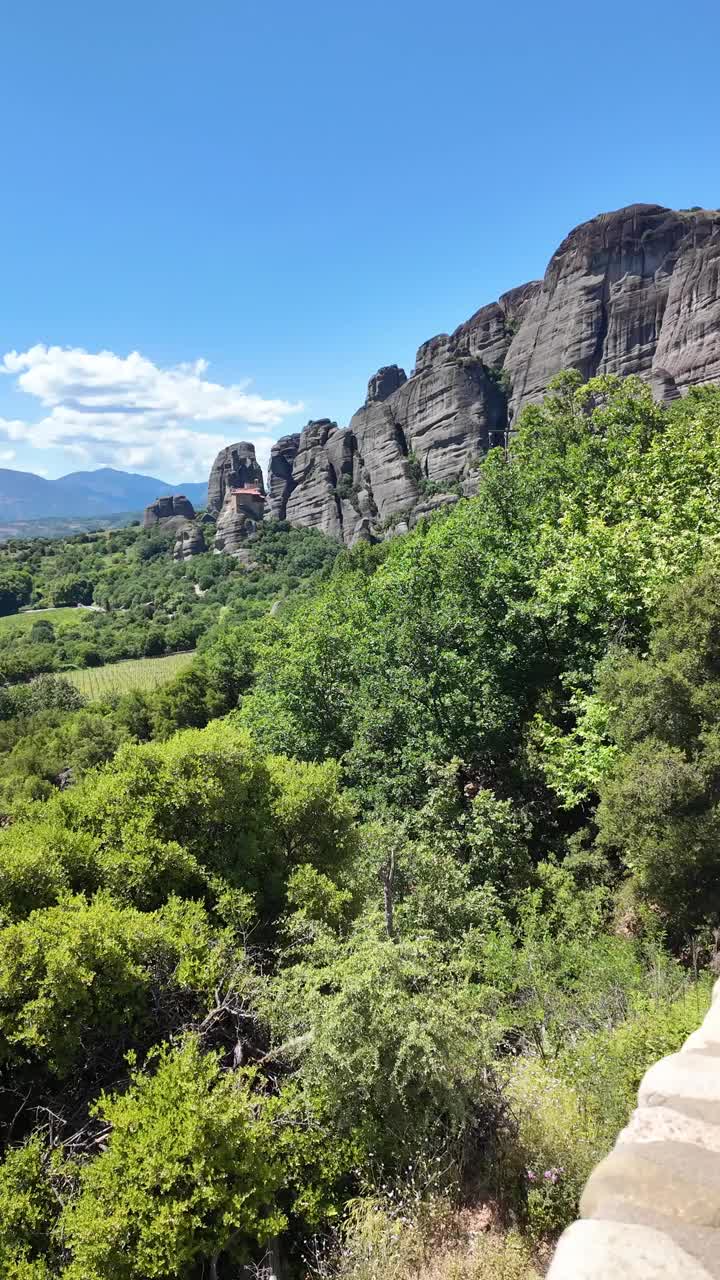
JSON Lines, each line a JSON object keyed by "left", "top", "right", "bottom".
{"left": 0, "top": 0, "right": 718, "bottom": 481}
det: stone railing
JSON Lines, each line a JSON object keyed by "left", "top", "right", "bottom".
{"left": 547, "top": 977, "right": 720, "bottom": 1278}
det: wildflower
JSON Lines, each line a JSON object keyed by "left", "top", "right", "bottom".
{"left": 526, "top": 1169, "right": 537, "bottom": 1182}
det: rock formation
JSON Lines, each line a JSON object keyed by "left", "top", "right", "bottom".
{"left": 267, "top": 434, "right": 301, "bottom": 520}
{"left": 143, "top": 494, "right": 196, "bottom": 528}
{"left": 205, "top": 441, "right": 271, "bottom": 556}
{"left": 366, "top": 365, "right": 407, "bottom": 402}
{"left": 173, "top": 522, "right": 206, "bottom": 560}
{"left": 267, "top": 354, "right": 509, "bottom": 544}
{"left": 504, "top": 204, "right": 720, "bottom": 417}
{"left": 142, "top": 494, "right": 208, "bottom": 559}
{"left": 237, "top": 204, "right": 720, "bottom": 547}
{"left": 279, "top": 419, "right": 353, "bottom": 541}
{"left": 268, "top": 204, "right": 720, "bottom": 544}
{"left": 214, "top": 486, "right": 265, "bottom": 555}
{"left": 207, "top": 443, "right": 265, "bottom": 514}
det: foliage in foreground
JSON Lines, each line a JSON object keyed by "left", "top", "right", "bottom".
{"left": 62, "top": 1039, "right": 285, "bottom": 1280}
{"left": 311, "top": 1195, "right": 542, "bottom": 1280}
{"left": 0, "top": 377, "right": 719, "bottom": 1276}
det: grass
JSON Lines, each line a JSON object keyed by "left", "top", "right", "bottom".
{"left": 0, "top": 607, "right": 91, "bottom": 635}
{"left": 64, "top": 651, "right": 194, "bottom": 700}
{"left": 314, "top": 1198, "right": 543, "bottom": 1280}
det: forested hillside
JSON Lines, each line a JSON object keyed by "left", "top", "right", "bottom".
{"left": 2, "top": 373, "right": 720, "bottom": 1278}
{"left": 0, "top": 519, "right": 339, "bottom": 684}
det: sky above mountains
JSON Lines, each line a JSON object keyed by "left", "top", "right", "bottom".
{"left": 1, "top": 0, "right": 718, "bottom": 481}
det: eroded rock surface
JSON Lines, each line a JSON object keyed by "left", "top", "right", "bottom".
{"left": 143, "top": 494, "right": 196, "bottom": 528}
{"left": 214, "top": 486, "right": 265, "bottom": 556}
{"left": 208, "top": 443, "right": 265, "bottom": 514}
{"left": 267, "top": 434, "right": 301, "bottom": 520}
{"left": 173, "top": 521, "right": 206, "bottom": 560}
{"left": 282, "top": 420, "right": 347, "bottom": 541}
{"left": 505, "top": 204, "right": 720, "bottom": 417}
{"left": 366, "top": 365, "right": 407, "bottom": 403}
{"left": 225, "top": 204, "right": 720, "bottom": 547}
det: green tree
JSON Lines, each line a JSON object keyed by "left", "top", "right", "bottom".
{"left": 0, "top": 895, "right": 218, "bottom": 1079}
{"left": 265, "top": 923, "right": 493, "bottom": 1164}
{"left": 0, "top": 1136, "right": 59, "bottom": 1278}
{"left": 62, "top": 1038, "right": 285, "bottom": 1280}
{"left": 596, "top": 564, "right": 720, "bottom": 933}
{"left": 0, "top": 566, "right": 32, "bottom": 616}
{"left": 58, "top": 722, "right": 276, "bottom": 903}
{"left": 266, "top": 755, "right": 357, "bottom": 873}
{"left": 51, "top": 576, "right": 94, "bottom": 607}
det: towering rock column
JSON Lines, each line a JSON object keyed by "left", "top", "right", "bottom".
{"left": 208, "top": 441, "right": 266, "bottom": 555}
{"left": 207, "top": 442, "right": 265, "bottom": 513}
{"left": 267, "top": 434, "right": 301, "bottom": 519}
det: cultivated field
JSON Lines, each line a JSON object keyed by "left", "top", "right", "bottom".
{"left": 0, "top": 607, "right": 91, "bottom": 636}
{"left": 64, "top": 651, "right": 194, "bottom": 700}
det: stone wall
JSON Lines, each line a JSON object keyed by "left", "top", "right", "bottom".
{"left": 547, "top": 977, "right": 720, "bottom": 1278}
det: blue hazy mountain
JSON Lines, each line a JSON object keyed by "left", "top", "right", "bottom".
{"left": 0, "top": 466, "right": 208, "bottom": 522}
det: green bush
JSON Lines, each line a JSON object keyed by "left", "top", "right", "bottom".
{"left": 503, "top": 980, "right": 711, "bottom": 1239}
{"left": 0, "top": 894, "right": 219, "bottom": 1078}
{"left": 62, "top": 1037, "right": 285, "bottom": 1280}
{"left": 0, "top": 1137, "right": 59, "bottom": 1278}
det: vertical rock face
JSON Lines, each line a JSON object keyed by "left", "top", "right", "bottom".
{"left": 213, "top": 203, "right": 720, "bottom": 548}
{"left": 366, "top": 365, "right": 407, "bottom": 403}
{"left": 263, "top": 358, "right": 507, "bottom": 546}
{"left": 143, "top": 494, "right": 205, "bottom": 559}
{"left": 283, "top": 420, "right": 346, "bottom": 541}
{"left": 207, "top": 442, "right": 267, "bottom": 555}
{"left": 267, "top": 434, "right": 301, "bottom": 519}
{"left": 505, "top": 204, "right": 720, "bottom": 417}
{"left": 207, "top": 443, "right": 265, "bottom": 513}
{"left": 143, "top": 494, "right": 196, "bottom": 528}
{"left": 173, "top": 522, "right": 206, "bottom": 560}
{"left": 438, "top": 281, "right": 543, "bottom": 371}
{"left": 348, "top": 356, "right": 506, "bottom": 533}
{"left": 214, "top": 487, "right": 266, "bottom": 555}
{"left": 652, "top": 221, "right": 720, "bottom": 393}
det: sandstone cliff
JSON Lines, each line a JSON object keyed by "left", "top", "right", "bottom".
{"left": 207, "top": 443, "right": 265, "bottom": 514}
{"left": 143, "top": 494, "right": 196, "bottom": 529}
{"left": 206, "top": 442, "right": 267, "bottom": 555}
{"left": 504, "top": 204, "right": 720, "bottom": 417}
{"left": 263, "top": 204, "right": 720, "bottom": 545}
{"left": 173, "top": 522, "right": 206, "bottom": 560}
{"left": 214, "top": 487, "right": 265, "bottom": 555}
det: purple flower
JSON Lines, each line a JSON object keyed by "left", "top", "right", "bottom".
{"left": 526, "top": 1169, "right": 537, "bottom": 1182}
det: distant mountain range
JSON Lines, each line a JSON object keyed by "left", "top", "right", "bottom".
{"left": 0, "top": 467, "right": 208, "bottom": 522}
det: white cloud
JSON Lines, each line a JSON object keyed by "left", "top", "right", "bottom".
{"left": 0, "top": 345, "right": 303, "bottom": 478}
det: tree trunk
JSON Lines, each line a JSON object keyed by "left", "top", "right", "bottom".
{"left": 381, "top": 849, "right": 395, "bottom": 940}
{"left": 267, "top": 1234, "right": 283, "bottom": 1280}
